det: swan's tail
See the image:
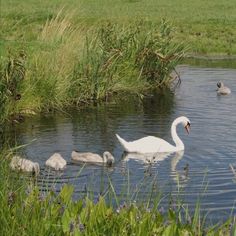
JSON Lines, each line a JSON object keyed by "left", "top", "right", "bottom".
{"left": 116, "top": 134, "right": 129, "bottom": 151}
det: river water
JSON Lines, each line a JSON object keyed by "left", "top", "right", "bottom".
{"left": 12, "top": 63, "right": 236, "bottom": 222}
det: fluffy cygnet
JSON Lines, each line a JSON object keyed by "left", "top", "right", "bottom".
{"left": 45, "top": 153, "right": 67, "bottom": 170}
{"left": 71, "top": 150, "right": 115, "bottom": 166}
{"left": 217, "top": 81, "right": 231, "bottom": 95}
{"left": 10, "top": 155, "right": 40, "bottom": 175}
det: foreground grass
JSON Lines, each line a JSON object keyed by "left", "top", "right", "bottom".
{"left": 0, "top": 149, "right": 234, "bottom": 235}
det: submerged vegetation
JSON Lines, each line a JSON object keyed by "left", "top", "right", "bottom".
{"left": 0, "top": 150, "right": 234, "bottom": 235}
{"left": 0, "top": 10, "right": 186, "bottom": 123}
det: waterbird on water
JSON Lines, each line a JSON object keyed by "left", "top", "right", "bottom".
{"left": 71, "top": 150, "right": 115, "bottom": 166}
{"left": 116, "top": 116, "right": 191, "bottom": 153}
{"left": 45, "top": 153, "right": 67, "bottom": 170}
{"left": 10, "top": 155, "right": 40, "bottom": 175}
{"left": 217, "top": 81, "right": 231, "bottom": 95}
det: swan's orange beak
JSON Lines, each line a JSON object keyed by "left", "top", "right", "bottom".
{"left": 185, "top": 122, "right": 190, "bottom": 134}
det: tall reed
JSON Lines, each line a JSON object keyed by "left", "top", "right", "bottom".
{"left": 0, "top": 50, "right": 26, "bottom": 123}
{"left": 1, "top": 10, "right": 187, "bottom": 123}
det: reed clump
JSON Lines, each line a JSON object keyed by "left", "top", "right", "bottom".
{"left": 0, "top": 50, "right": 26, "bottom": 123}
{"left": 0, "top": 11, "right": 187, "bottom": 123}
{"left": 72, "top": 20, "right": 186, "bottom": 101}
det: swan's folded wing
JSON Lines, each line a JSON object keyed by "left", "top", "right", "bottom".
{"left": 128, "top": 136, "right": 172, "bottom": 153}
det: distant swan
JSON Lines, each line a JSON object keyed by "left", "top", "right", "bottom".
{"left": 116, "top": 116, "right": 191, "bottom": 153}
{"left": 10, "top": 155, "right": 40, "bottom": 175}
{"left": 71, "top": 150, "right": 115, "bottom": 166}
{"left": 217, "top": 81, "right": 231, "bottom": 95}
{"left": 45, "top": 153, "right": 67, "bottom": 170}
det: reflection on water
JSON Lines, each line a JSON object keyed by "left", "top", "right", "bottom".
{"left": 8, "top": 64, "right": 236, "bottom": 222}
{"left": 184, "top": 57, "right": 236, "bottom": 69}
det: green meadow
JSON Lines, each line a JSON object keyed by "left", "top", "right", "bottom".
{"left": 2, "top": 0, "right": 236, "bottom": 55}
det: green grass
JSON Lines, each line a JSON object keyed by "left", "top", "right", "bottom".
{"left": 0, "top": 148, "right": 234, "bottom": 235}
{"left": 0, "top": 11, "right": 186, "bottom": 123}
{"left": 1, "top": 2, "right": 236, "bottom": 233}
{"left": 1, "top": 0, "right": 236, "bottom": 55}
{"left": 1, "top": 0, "right": 236, "bottom": 123}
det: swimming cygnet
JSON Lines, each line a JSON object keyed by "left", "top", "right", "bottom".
{"left": 71, "top": 150, "right": 115, "bottom": 166}
{"left": 45, "top": 153, "right": 67, "bottom": 170}
{"left": 10, "top": 155, "right": 40, "bottom": 175}
{"left": 217, "top": 81, "right": 231, "bottom": 95}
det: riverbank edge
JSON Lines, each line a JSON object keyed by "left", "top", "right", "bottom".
{"left": 0, "top": 150, "right": 234, "bottom": 235}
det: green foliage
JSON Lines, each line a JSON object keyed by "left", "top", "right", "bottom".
{"left": 135, "top": 20, "right": 186, "bottom": 86}
{"left": 0, "top": 50, "right": 26, "bottom": 123}
{"left": 0, "top": 149, "right": 234, "bottom": 235}
{"left": 71, "top": 20, "right": 186, "bottom": 102}
{"left": 2, "top": 0, "right": 236, "bottom": 55}
{"left": 0, "top": 13, "right": 186, "bottom": 123}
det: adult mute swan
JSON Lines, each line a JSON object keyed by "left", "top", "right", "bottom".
{"left": 10, "top": 155, "right": 40, "bottom": 175}
{"left": 71, "top": 150, "right": 115, "bottom": 166}
{"left": 217, "top": 81, "right": 231, "bottom": 95}
{"left": 116, "top": 116, "right": 190, "bottom": 153}
{"left": 45, "top": 153, "right": 67, "bottom": 170}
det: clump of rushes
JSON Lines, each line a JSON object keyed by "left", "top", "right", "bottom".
{"left": 0, "top": 50, "right": 26, "bottom": 123}
{"left": 0, "top": 12, "right": 187, "bottom": 122}
{"left": 135, "top": 20, "right": 186, "bottom": 87}
{"left": 71, "top": 20, "right": 187, "bottom": 103}
{"left": 70, "top": 23, "right": 149, "bottom": 103}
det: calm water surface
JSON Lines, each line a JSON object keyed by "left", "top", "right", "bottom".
{"left": 13, "top": 65, "right": 236, "bottom": 222}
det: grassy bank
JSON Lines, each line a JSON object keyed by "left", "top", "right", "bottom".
{"left": 0, "top": 10, "right": 186, "bottom": 123}
{"left": 0, "top": 150, "right": 234, "bottom": 235}
{"left": 1, "top": 0, "right": 236, "bottom": 122}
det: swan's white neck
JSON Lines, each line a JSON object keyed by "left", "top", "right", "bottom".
{"left": 171, "top": 118, "right": 184, "bottom": 151}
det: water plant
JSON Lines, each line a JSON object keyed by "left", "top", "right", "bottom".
{"left": 0, "top": 148, "right": 234, "bottom": 235}
{"left": 69, "top": 19, "right": 187, "bottom": 104}
{"left": 0, "top": 11, "right": 187, "bottom": 124}
{"left": 0, "top": 50, "right": 26, "bottom": 123}
{"left": 135, "top": 20, "right": 186, "bottom": 87}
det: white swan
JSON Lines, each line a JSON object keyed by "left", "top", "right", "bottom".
{"left": 217, "top": 81, "right": 231, "bottom": 95}
{"left": 45, "top": 153, "right": 67, "bottom": 170}
{"left": 10, "top": 155, "right": 40, "bottom": 175}
{"left": 116, "top": 116, "right": 190, "bottom": 153}
{"left": 71, "top": 150, "right": 115, "bottom": 166}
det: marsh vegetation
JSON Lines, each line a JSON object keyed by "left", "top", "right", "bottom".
{"left": 0, "top": 150, "right": 233, "bottom": 235}
{"left": 1, "top": 0, "right": 236, "bottom": 234}
{"left": 0, "top": 11, "right": 186, "bottom": 123}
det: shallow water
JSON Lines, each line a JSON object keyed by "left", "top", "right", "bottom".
{"left": 12, "top": 64, "right": 236, "bottom": 222}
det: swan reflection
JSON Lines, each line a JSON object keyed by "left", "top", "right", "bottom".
{"left": 122, "top": 151, "right": 189, "bottom": 184}
{"left": 122, "top": 152, "right": 172, "bottom": 164}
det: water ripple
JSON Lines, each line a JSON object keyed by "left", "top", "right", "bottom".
{"left": 12, "top": 65, "right": 236, "bottom": 221}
